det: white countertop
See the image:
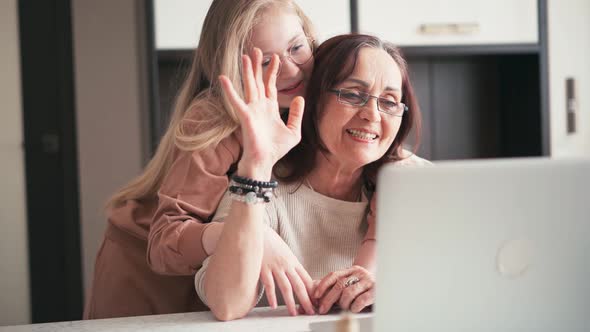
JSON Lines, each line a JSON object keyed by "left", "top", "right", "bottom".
{"left": 0, "top": 307, "right": 372, "bottom": 332}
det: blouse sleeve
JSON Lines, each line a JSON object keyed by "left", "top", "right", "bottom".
{"left": 146, "top": 134, "right": 241, "bottom": 275}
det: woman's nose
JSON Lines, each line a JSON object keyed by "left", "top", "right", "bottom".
{"left": 358, "top": 98, "right": 381, "bottom": 122}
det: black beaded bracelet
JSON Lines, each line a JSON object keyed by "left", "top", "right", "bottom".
{"left": 229, "top": 181, "right": 275, "bottom": 194}
{"left": 229, "top": 186, "right": 273, "bottom": 200}
{"left": 228, "top": 185, "right": 268, "bottom": 195}
{"left": 231, "top": 174, "right": 278, "bottom": 188}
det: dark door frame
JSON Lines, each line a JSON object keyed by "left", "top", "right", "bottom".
{"left": 19, "top": 0, "right": 83, "bottom": 323}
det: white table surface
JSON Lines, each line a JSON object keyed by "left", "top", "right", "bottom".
{"left": 0, "top": 307, "right": 372, "bottom": 332}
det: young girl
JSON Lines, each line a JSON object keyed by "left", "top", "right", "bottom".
{"left": 84, "top": 0, "right": 377, "bottom": 319}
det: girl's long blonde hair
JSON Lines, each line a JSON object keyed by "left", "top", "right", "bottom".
{"left": 107, "top": 0, "right": 315, "bottom": 209}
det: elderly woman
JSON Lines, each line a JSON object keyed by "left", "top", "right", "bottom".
{"left": 195, "top": 34, "right": 429, "bottom": 321}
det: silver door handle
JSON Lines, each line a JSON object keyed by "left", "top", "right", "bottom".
{"left": 418, "top": 22, "right": 480, "bottom": 35}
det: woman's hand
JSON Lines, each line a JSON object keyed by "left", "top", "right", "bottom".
{"left": 261, "top": 227, "right": 316, "bottom": 316}
{"left": 219, "top": 48, "right": 305, "bottom": 178}
{"left": 314, "top": 265, "right": 375, "bottom": 314}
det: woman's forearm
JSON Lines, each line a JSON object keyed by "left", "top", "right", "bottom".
{"left": 352, "top": 239, "right": 376, "bottom": 275}
{"left": 353, "top": 204, "right": 377, "bottom": 275}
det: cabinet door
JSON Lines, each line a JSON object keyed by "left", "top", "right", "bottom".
{"left": 358, "top": 0, "right": 538, "bottom": 46}
{"left": 547, "top": 0, "right": 590, "bottom": 156}
{"left": 154, "top": 0, "right": 350, "bottom": 49}
{"left": 154, "top": 0, "right": 213, "bottom": 49}
{"left": 293, "top": 0, "right": 350, "bottom": 42}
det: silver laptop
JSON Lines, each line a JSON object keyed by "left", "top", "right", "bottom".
{"left": 374, "top": 158, "right": 590, "bottom": 332}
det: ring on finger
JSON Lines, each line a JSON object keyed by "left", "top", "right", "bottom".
{"left": 344, "top": 276, "right": 360, "bottom": 288}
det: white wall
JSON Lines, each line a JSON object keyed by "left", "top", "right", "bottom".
{"left": 547, "top": 0, "right": 590, "bottom": 157}
{"left": 72, "top": 0, "right": 148, "bottom": 298}
{"left": 0, "top": 0, "right": 31, "bottom": 326}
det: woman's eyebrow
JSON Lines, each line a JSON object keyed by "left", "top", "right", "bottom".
{"left": 344, "top": 78, "right": 401, "bottom": 92}
{"left": 384, "top": 86, "right": 401, "bottom": 92}
{"left": 343, "top": 78, "right": 369, "bottom": 87}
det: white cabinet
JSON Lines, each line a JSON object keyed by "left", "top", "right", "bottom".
{"left": 358, "top": 0, "right": 538, "bottom": 46}
{"left": 547, "top": 0, "right": 590, "bottom": 157}
{"left": 154, "top": 0, "right": 213, "bottom": 49}
{"left": 154, "top": 0, "right": 350, "bottom": 49}
{"left": 292, "top": 0, "right": 350, "bottom": 42}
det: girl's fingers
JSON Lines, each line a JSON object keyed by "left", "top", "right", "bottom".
{"left": 242, "top": 55, "right": 257, "bottom": 103}
{"left": 264, "top": 54, "right": 280, "bottom": 100}
{"left": 218, "top": 75, "right": 248, "bottom": 118}
{"left": 286, "top": 96, "right": 305, "bottom": 134}
{"left": 286, "top": 270, "right": 315, "bottom": 315}
{"left": 261, "top": 269, "right": 278, "bottom": 309}
{"left": 295, "top": 265, "right": 315, "bottom": 297}
{"left": 251, "top": 48, "right": 265, "bottom": 99}
{"left": 274, "top": 271, "right": 297, "bottom": 316}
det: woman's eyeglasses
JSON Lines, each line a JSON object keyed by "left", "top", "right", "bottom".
{"left": 328, "top": 88, "right": 408, "bottom": 117}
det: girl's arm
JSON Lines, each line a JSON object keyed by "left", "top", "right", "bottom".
{"left": 147, "top": 132, "right": 241, "bottom": 276}
{"left": 200, "top": 49, "right": 305, "bottom": 321}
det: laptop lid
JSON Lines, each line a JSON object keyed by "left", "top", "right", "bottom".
{"left": 375, "top": 158, "right": 590, "bottom": 332}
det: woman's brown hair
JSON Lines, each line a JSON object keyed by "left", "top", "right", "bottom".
{"left": 277, "top": 33, "right": 422, "bottom": 187}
